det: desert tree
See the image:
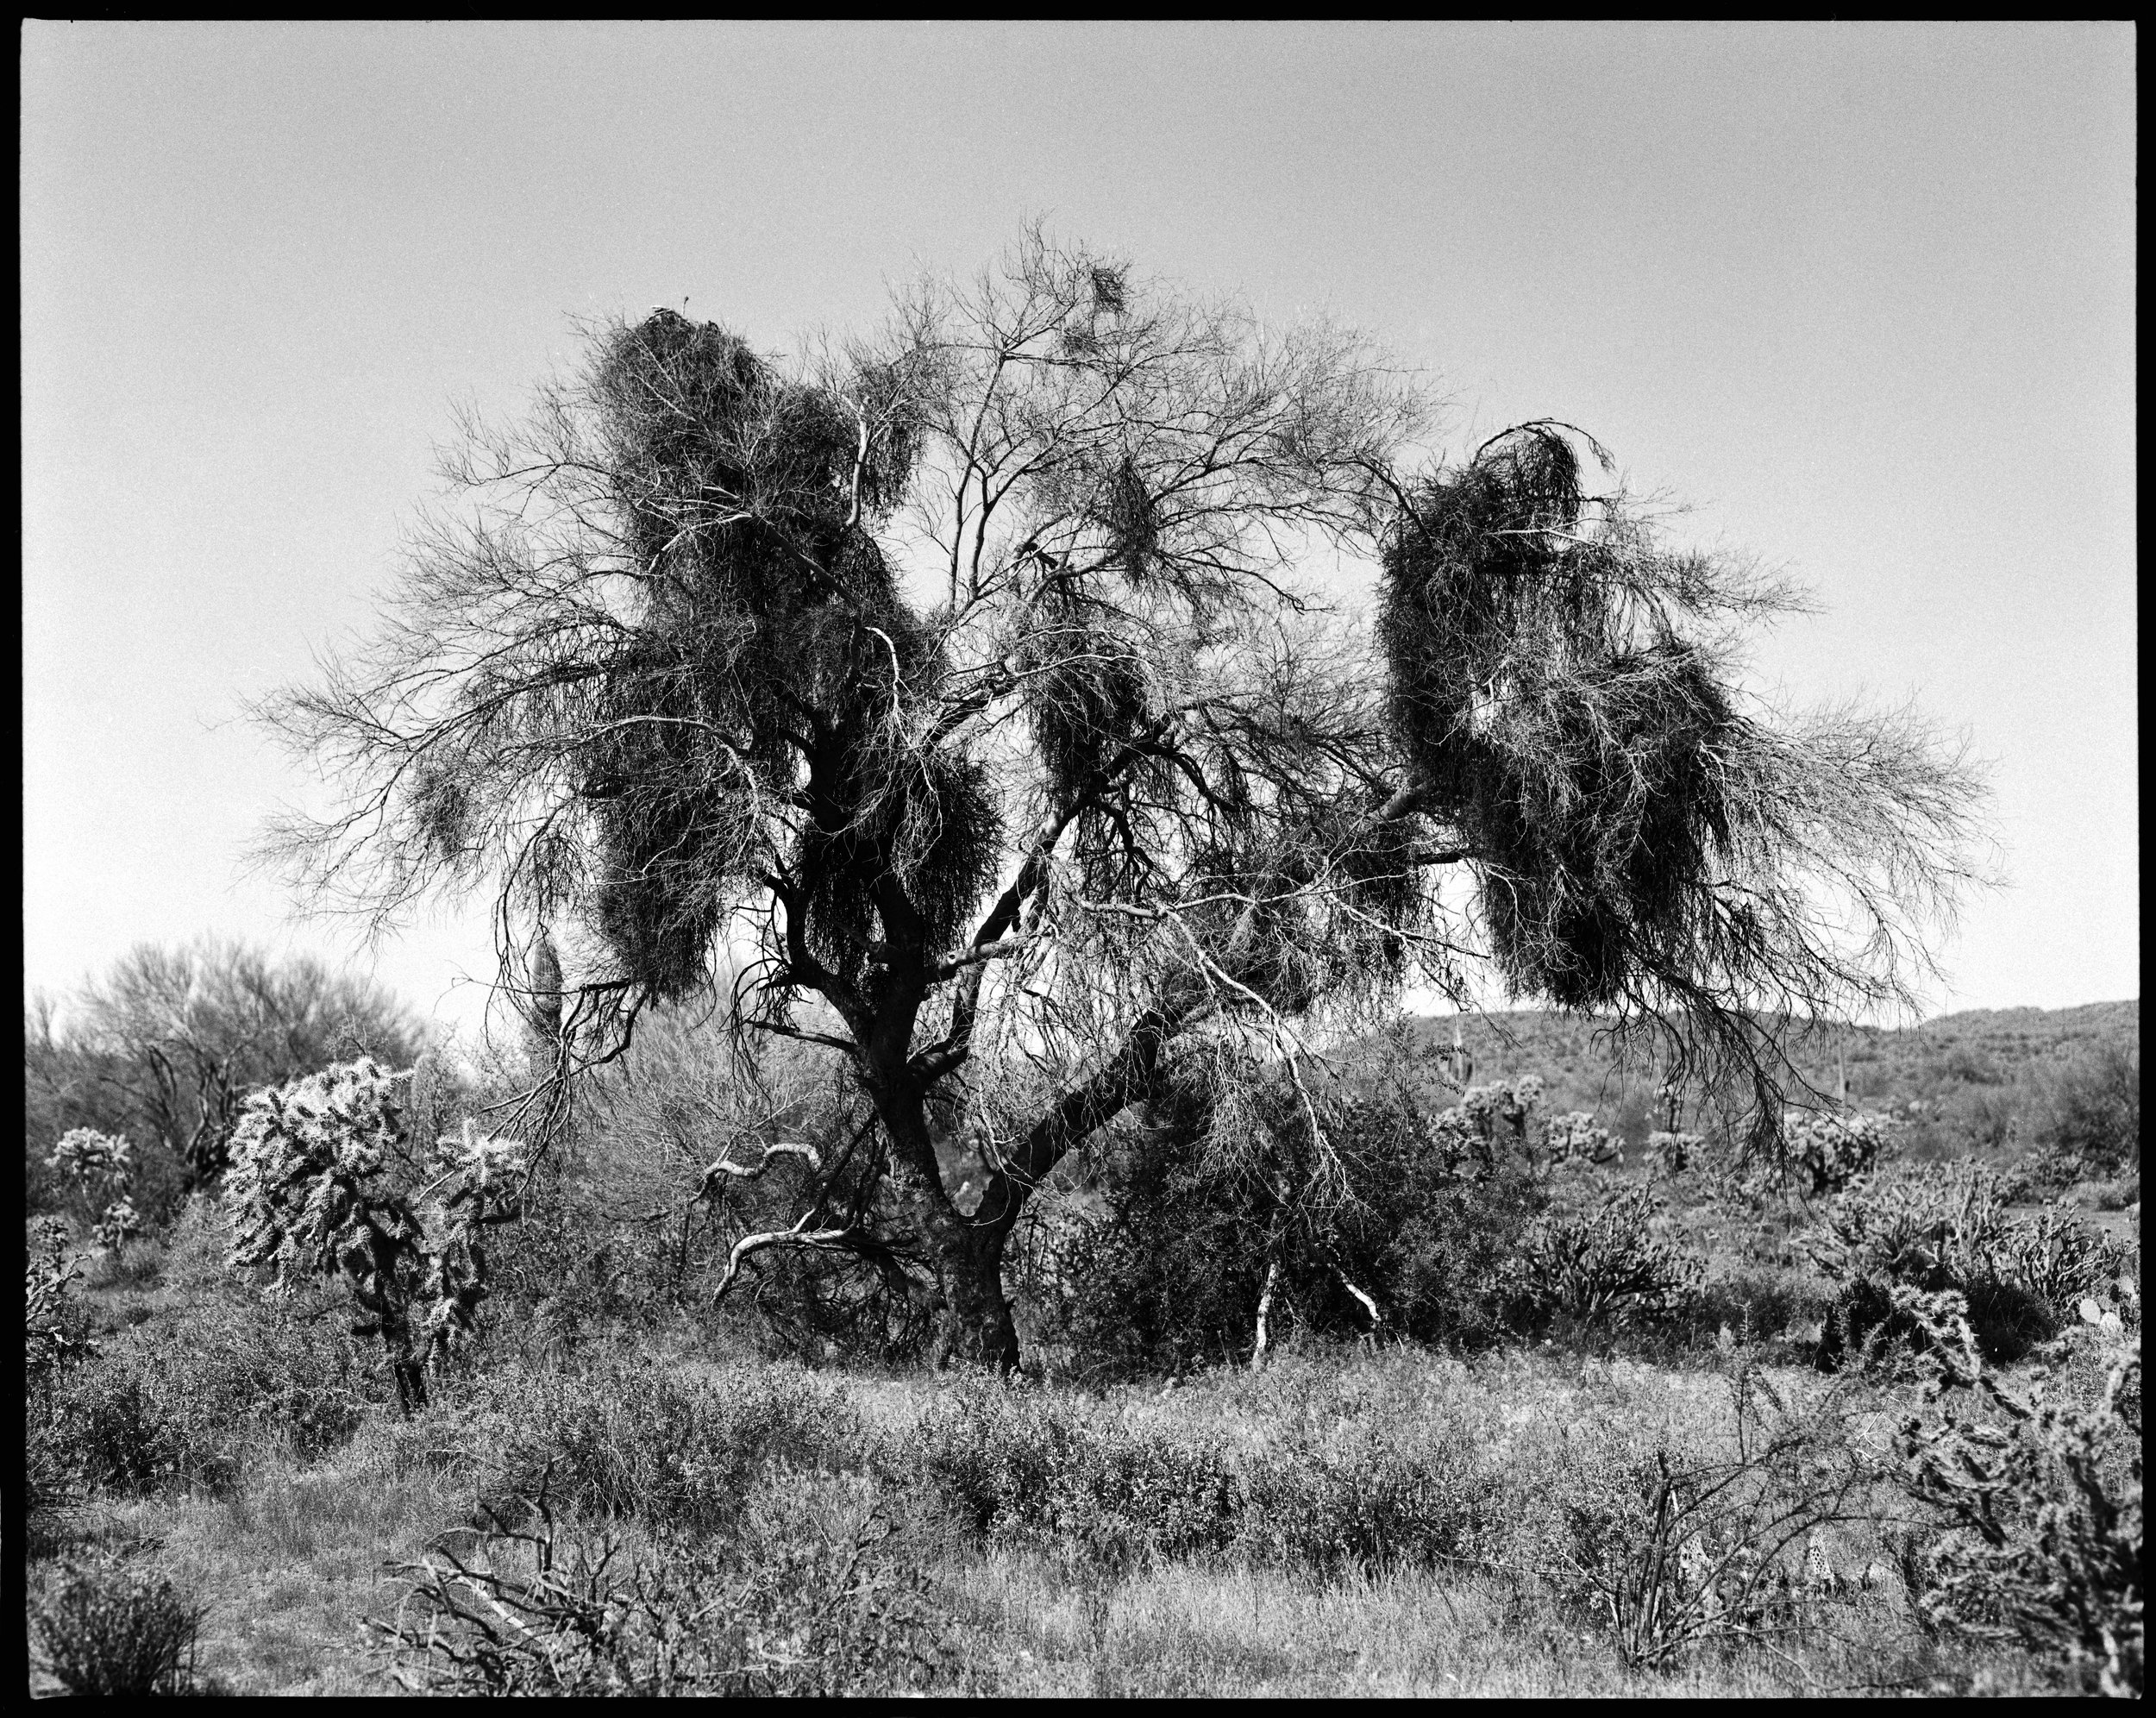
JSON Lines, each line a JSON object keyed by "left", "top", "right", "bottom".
{"left": 260, "top": 227, "right": 1983, "bottom": 1370}
{"left": 25, "top": 939, "right": 428, "bottom": 1194}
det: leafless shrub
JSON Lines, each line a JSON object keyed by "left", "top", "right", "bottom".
{"left": 1550, "top": 1355, "right": 1890, "bottom": 1670}
{"left": 382, "top": 1480, "right": 951, "bottom": 1696}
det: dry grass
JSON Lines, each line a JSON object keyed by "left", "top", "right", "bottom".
{"left": 22, "top": 1342, "right": 1990, "bottom": 1696}
{"left": 26, "top": 1189, "right": 2119, "bottom": 1698}
{"left": 26, "top": 1444, "right": 462, "bottom": 1696}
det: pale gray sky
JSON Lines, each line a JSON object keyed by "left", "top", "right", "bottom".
{"left": 22, "top": 22, "right": 2136, "bottom": 1031}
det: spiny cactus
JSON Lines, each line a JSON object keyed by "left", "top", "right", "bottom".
{"left": 25, "top": 1215, "right": 96, "bottom": 1393}
{"left": 1647, "top": 1129, "right": 1703, "bottom": 1176}
{"left": 1813, "top": 1160, "right": 2134, "bottom": 1322}
{"left": 1545, "top": 1110, "right": 1621, "bottom": 1169}
{"left": 1896, "top": 1292, "right": 2142, "bottom": 1696}
{"left": 1426, "top": 1077, "right": 1549, "bottom": 1169}
{"left": 1506, "top": 1182, "right": 1702, "bottom": 1331}
{"left": 91, "top": 1199, "right": 142, "bottom": 1256}
{"left": 47, "top": 1127, "right": 135, "bottom": 1184}
{"left": 1783, "top": 1109, "right": 1896, "bottom": 1196}
{"left": 222, "top": 1060, "right": 523, "bottom": 1414}
{"left": 46, "top": 1128, "right": 137, "bottom": 1228}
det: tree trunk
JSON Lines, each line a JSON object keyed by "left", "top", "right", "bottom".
{"left": 935, "top": 1225, "right": 1020, "bottom": 1374}
{"left": 875, "top": 1084, "right": 1024, "bottom": 1374}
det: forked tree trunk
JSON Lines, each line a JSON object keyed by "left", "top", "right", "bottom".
{"left": 877, "top": 1088, "right": 1024, "bottom": 1373}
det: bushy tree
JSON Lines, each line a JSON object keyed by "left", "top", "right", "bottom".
{"left": 262, "top": 228, "right": 1983, "bottom": 1369}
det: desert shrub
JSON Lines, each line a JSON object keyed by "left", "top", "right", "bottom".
{"left": 1545, "top": 1357, "right": 1890, "bottom": 1669}
{"left": 2096, "top": 1177, "right": 2139, "bottom": 1213}
{"left": 520, "top": 1016, "right": 937, "bottom": 1367}
{"left": 384, "top": 1485, "right": 953, "bottom": 1696}
{"left": 912, "top": 1383, "right": 1243, "bottom": 1566}
{"left": 488, "top": 1364, "right": 862, "bottom": 1534}
{"left": 733, "top": 1250, "right": 942, "bottom": 1370}
{"left": 479, "top": 1173, "right": 682, "bottom": 1360}
{"left": 25, "top": 1220, "right": 98, "bottom": 1551}
{"left": 1939, "top": 1044, "right": 2009, "bottom": 1087}
{"left": 911, "top": 1378, "right": 1489, "bottom": 1576}
{"left": 1240, "top": 1428, "right": 1489, "bottom": 1573}
{"left": 1896, "top": 1304, "right": 2142, "bottom": 1696}
{"left": 2028, "top": 1046, "right": 2140, "bottom": 1191}
{"left": 1030, "top": 1139, "right": 1275, "bottom": 1378}
{"left": 1681, "top": 1266, "right": 1834, "bottom": 1355}
{"left": 24, "top": 1421, "right": 84, "bottom": 1561}
{"left": 44, "top": 1286, "right": 377, "bottom": 1497}
{"left": 46, "top": 1364, "right": 231, "bottom": 1496}
{"left": 1031, "top": 1069, "right": 1546, "bottom": 1377}
{"left": 32, "top": 1563, "right": 206, "bottom": 1696}
{"left": 1502, "top": 1178, "right": 1703, "bottom": 1335}
{"left": 1895, "top": 1083, "right": 2023, "bottom": 1168}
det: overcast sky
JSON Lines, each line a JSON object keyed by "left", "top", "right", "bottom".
{"left": 22, "top": 22, "right": 2136, "bottom": 1034}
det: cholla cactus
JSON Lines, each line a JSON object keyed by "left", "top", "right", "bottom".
{"left": 222, "top": 1060, "right": 523, "bottom": 1414}
{"left": 47, "top": 1127, "right": 134, "bottom": 1184}
{"left": 1783, "top": 1109, "right": 1896, "bottom": 1196}
{"left": 1507, "top": 1182, "right": 1703, "bottom": 1330}
{"left": 1898, "top": 1313, "right": 2142, "bottom": 1696}
{"left": 2007, "top": 1206, "right": 2140, "bottom": 1324}
{"left": 1809, "top": 1157, "right": 2018, "bottom": 1297}
{"left": 416, "top": 1118, "right": 528, "bottom": 1364}
{"left": 47, "top": 1128, "right": 136, "bottom": 1226}
{"left": 1647, "top": 1130, "right": 1703, "bottom": 1176}
{"left": 91, "top": 1198, "right": 143, "bottom": 1255}
{"left": 25, "top": 1215, "right": 96, "bottom": 1390}
{"left": 1545, "top": 1110, "right": 1621, "bottom": 1169}
{"left": 1437, "top": 1077, "right": 1548, "bottom": 1168}
{"left": 1813, "top": 1159, "right": 2131, "bottom": 1321}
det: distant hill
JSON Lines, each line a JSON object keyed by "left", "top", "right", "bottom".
{"left": 1392, "top": 1000, "right": 2140, "bottom": 1152}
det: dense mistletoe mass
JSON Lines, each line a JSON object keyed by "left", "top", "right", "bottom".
{"left": 260, "top": 231, "right": 1982, "bottom": 1370}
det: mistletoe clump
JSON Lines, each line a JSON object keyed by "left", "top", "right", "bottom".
{"left": 222, "top": 1059, "right": 523, "bottom": 1414}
